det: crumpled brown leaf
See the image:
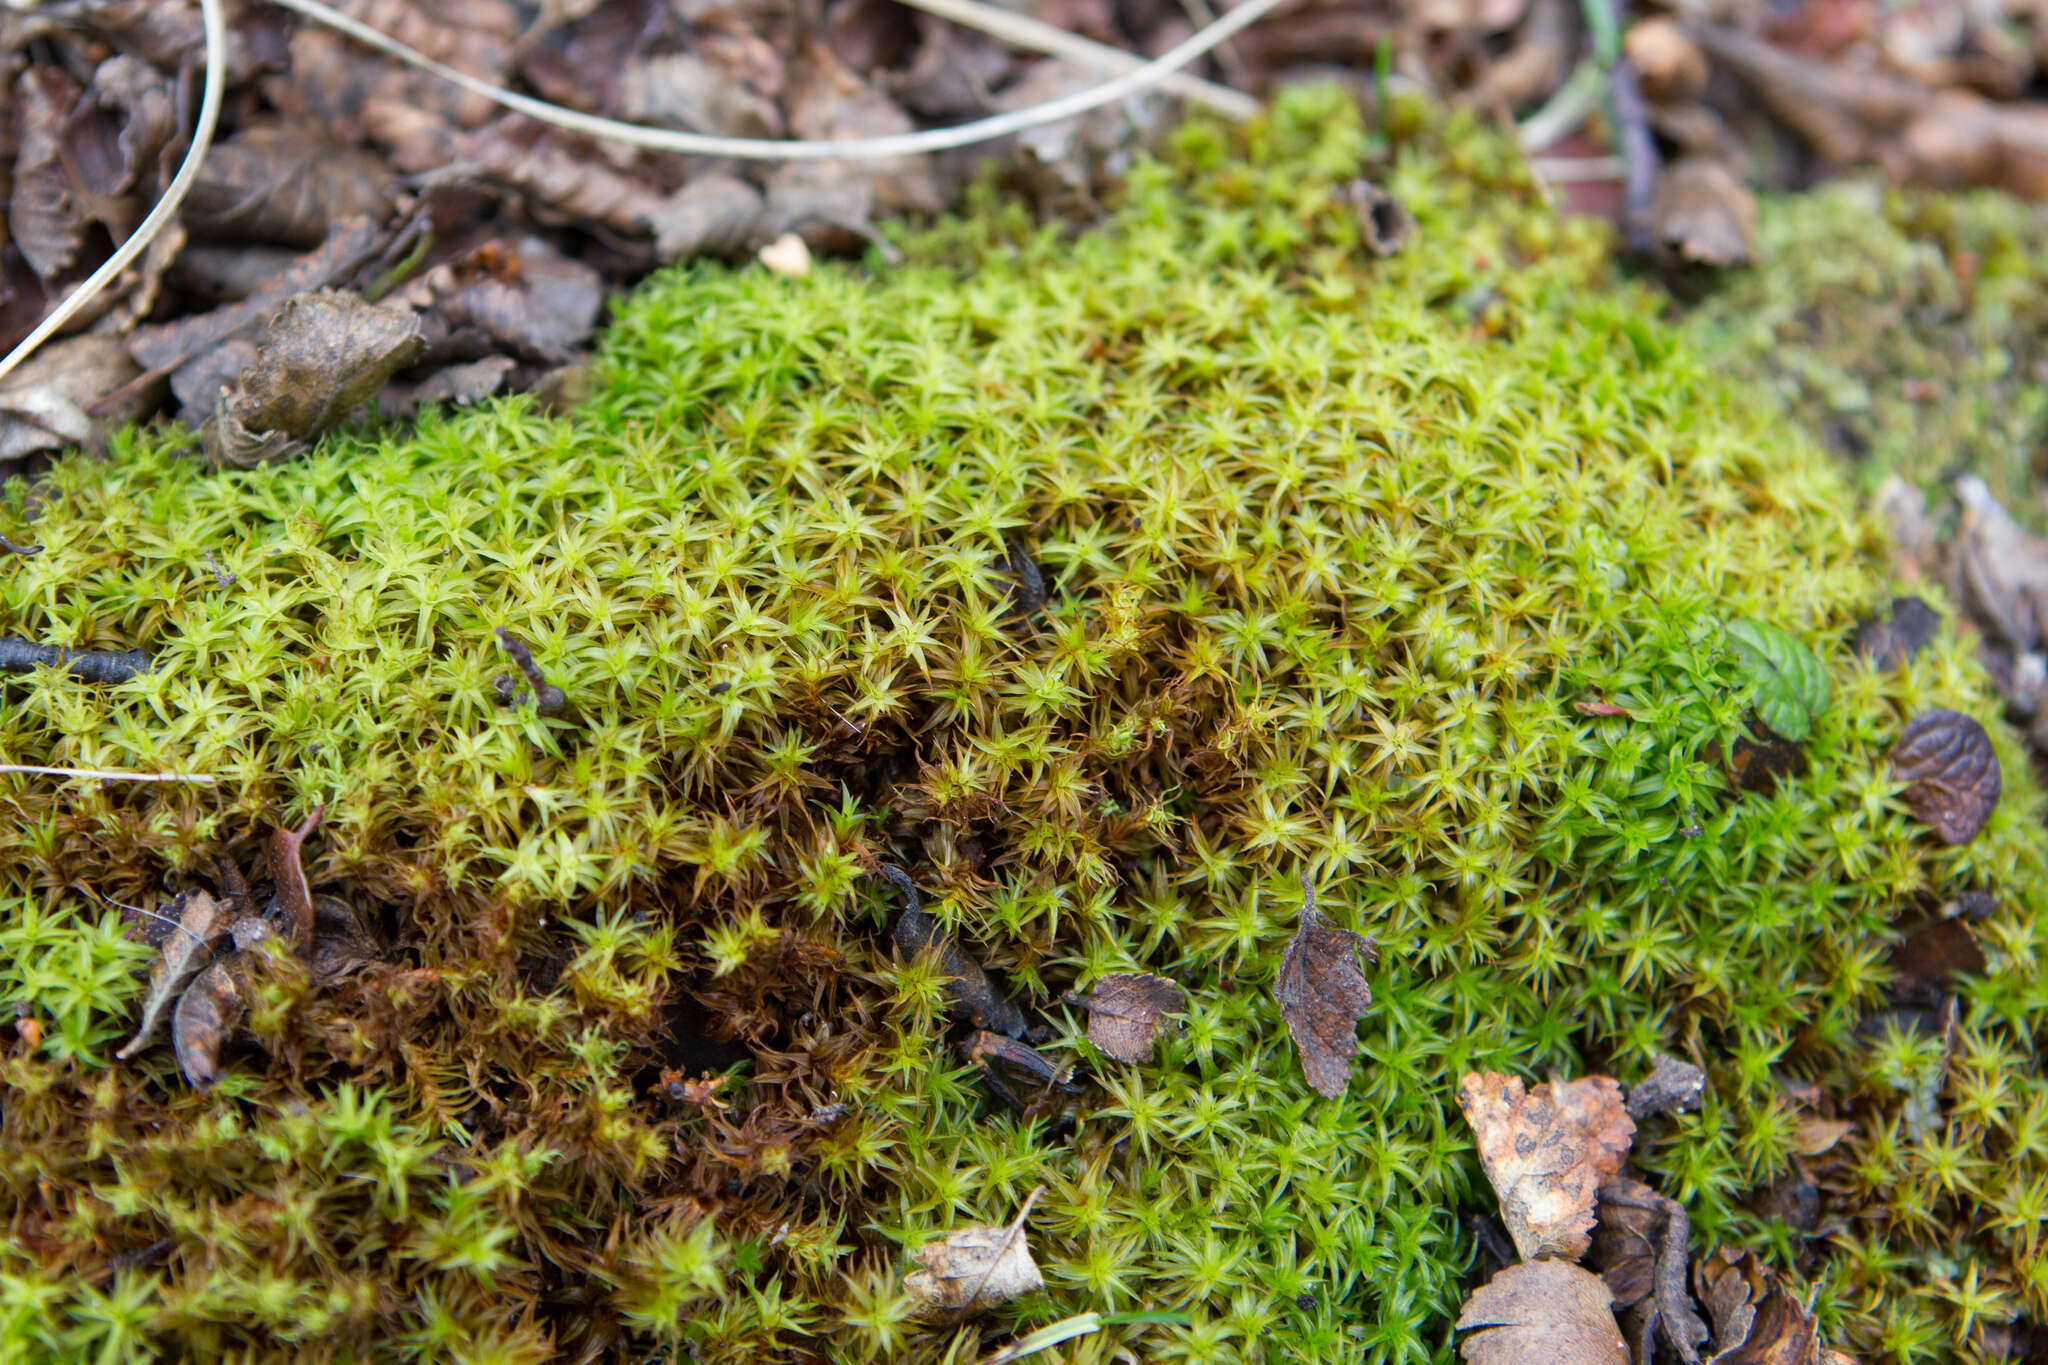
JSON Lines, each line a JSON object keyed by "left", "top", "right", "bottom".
{"left": 1695, "top": 1247, "right": 1822, "bottom": 1365}
{"left": 652, "top": 174, "right": 766, "bottom": 262}
{"left": 903, "top": 1199, "right": 1044, "bottom": 1314}
{"left": 0, "top": 332, "right": 157, "bottom": 466}
{"left": 173, "top": 952, "right": 254, "bottom": 1091}
{"left": 1064, "top": 972, "right": 1186, "bottom": 1063}
{"left": 457, "top": 118, "right": 673, "bottom": 240}
{"left": 1590, "top": 1176, "right": 1709, "bottom": 1365}
{"left": 616, "top": 52, "right": 784, "bottom": 140}
{"left": 1650, "top": 159, "right": 1756, "bottom": 268}
{"left": 1458, "top": 1259, "right": 1629, "bottom": 1365}
{"left": 1458, "top": 1072, "right": 1637, "bottom": 1261}
{"left": 1850, "top": 596, "right": 1940, "bottom": 671}
{"left": 203, "top": 290, "right": 425, "bottom": 467}
{"left": 261, "top": 0, "right": 520, "bottom": 135}
{"left": 397, "top": 236, "right": 604, "bottom": 364}
{"left": 1950, "top": 475, "right": 2048, "bottom": 655}
{"left": 116, "top": 889, "right": 229, "bottom": 1062}
{"left": 1891, "top": 708, "right": 2001, "bottom": 844}
{"left": 1275, "top": 878, "right": 1376, "bottom": 1099}
{"left": 763, "top": 43, "right": 943, "bottom": 250}
{"left": 182, "top": 124, "right": 394, "bottom": 248}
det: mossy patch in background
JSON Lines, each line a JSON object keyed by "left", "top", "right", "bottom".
{"left": 1, "top": 88, "right": 2044, "bottom": 1363}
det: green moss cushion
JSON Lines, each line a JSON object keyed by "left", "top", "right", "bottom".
{"left": 2, "top": 88, "right": 2042, "bottom": 1363}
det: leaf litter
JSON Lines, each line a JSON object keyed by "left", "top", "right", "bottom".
{"left": 1458, "top": 1071, "right": 1635, "bottom": 1261}
{"left": 1274, "top": 875, "right": 1375, "bottom": 1099}
{"left": 1062, "top": 972, "right": 1184, "bottom": 1063}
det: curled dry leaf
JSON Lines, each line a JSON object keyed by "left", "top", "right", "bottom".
{"left": 1951, "top": 475, "right": 2048, "bottom": 655}
{"left": 1457, "top": 1072, "right": 1637, "bottom": 1261}
{"left": 1590, "top": 1176, "right": 1708, "bottom": 1365}
{"left": 1063, "top": 972, "right": 1185, "bottom": 1064}
{"left": 1276, "top": 878, "right": 1376, "bottom": 1100}
{"left": 1340, "top": 179, "right": 1417, "bottom": 257}
{"left": 1850, "top": 596, "right": 1940, "bottom": 671}
{"left": 616, "top": 52, "right": 784, "bottom": 140}
{"left": 652, "top": 175, "right": 766, "bottom": 262}
{"left": 171, "top": 958, "right": 245, "bottom": 1092}
{"left": 117, "top": 890, "right": 229, "bottom": 1062}
{"left": 182, "top": 124, "right": 395, "bottom": 248}
{"left": 403, "top": 237, "right": 606, "bottom": 364}
{"left": 1458, "top": 1259, "right": 1629, "bottom": 1365}
{"left": 1790, "top": 1117, "right": 1852, "bottom": 1156}
{"left": 0, "top": 333, "right": 156, "bottom": 467}
{"left": 1891, "top": 708, "right": 2001, "bottom": 844}
{"left": 1650, "top": 159, "right": 1756, "bottom": 269}
{"left": 204, "top": 291, "right": 425, "bottom": 468}
{"left": 903, "top": 1192, "right": 1045, "bottom": 1315}
{"left": 1625, "top": 1054, "right": 1707, "bottom": 1120}
{"left": 1695, "top": 1247, "right": 1824, "bottom": 1365}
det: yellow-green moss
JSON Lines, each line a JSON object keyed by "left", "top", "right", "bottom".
{"left": 1, "top": 88, "right": 2044, "bottom": 1363}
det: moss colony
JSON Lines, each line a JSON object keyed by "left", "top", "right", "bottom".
{"left": 2, "top": 88, "right": 2045, "bottom": 1363}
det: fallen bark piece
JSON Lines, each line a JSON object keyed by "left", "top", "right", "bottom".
{"left": 1458, "top": 1259, "right": 1629, "bottom": 1365}
{"left": 1276, "top": 877, "right": 1376, "bottom": 1099}
{"left": 1891, "top": 709, "right": 2001, "bottom": 844}
{"left": 1458, "top": 1072, "right": 1637, "bottom": 1261}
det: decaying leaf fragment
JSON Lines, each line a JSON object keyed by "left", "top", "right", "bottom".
{"left": 1891, "top": 709, "right": 2001, "bottom": 844}
{"left": 172, "top": 957, "right": 247, "bottom": 1091}
{"left": 1695, "top": 1247, "right": 1824, "bottom": 1365}
{"left": 117, "top": 890, "right": 229, "bottom": 1061}
{"left": 1276, "top": 877, "right": 1376, "bottom": 1099}
{"left": 1458, "top": 1259, "right": 1629, "bottom": 1365}
{"left": 1064, "top": 973, "right": 1186, "bottom": 1064}
{"left": 1590, "top": 1176, "right": 1709, "bottom": 1365}
{"left": 1458, "top": 1072, "right": 1637, "bottom": 1261}
{"left": 904, "top": 1189, "right": 1045, "bottom": 1315}
{"left": 1850, "top": 597, "right": 1940, "bottom": 671}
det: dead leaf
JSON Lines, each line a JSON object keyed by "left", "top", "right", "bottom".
{"left": 458, "top": 118, "right": 672, "bottom": 239}
{"left": 171, "top": 958, "right": 244, "bottom": 1091}
{"left": 1276, "top": 877, "right": 1376, "bottom": 1099}
{"left": 401, "top": 237, "right": 605, "bottom": 364}
{"left": 1951, "top": 475, "right": 2048, "bottom": 655}
{"left": 1576, "top": 700, "right": 1634, "bottom": 718}
{"left": 262, "top": 0, "right": 520, "bottom": 134}
{"left": 1590, "top": 1176, "right": 1708, "bottom": 1365}
{"left": 884, "top": 13, "right": 1018, "bottom": 120}
{"left": 762, "top": 42, "right": 941, "bottom": 251}
{"left": 1340, "top": 179, "right": 1417, "bottom": 256}
{"left": 1650, "top": 159, "right": 1756, "bottom": 268}
{"left": 1891, "top": 708, "right": 2001, "bottom": 844}
{"left": 903, "top": 1189, "right": 1045, "bottom": 1315}
{"left": 269, "top": 805, "right": 324, "bottom": 955}
{"left": 616, "top": 52, "right": 784, "bottom": 140}
{"left": 1901, "top": 90, "right": 2048, "bottom": 199}
{"left": 1851, "top": 596, "right": 1940, "bottom": 670}
{"left": 0, "top": 333, "right": 157, "bottom": 466}
{"left": 1723, "top": 727, "right": 1807, "bottom": 795}
{"left": 390, "top": 355, "right": 517, "bottom": 415}
{"left": 182, "top": 124, "right": 395, "bottom": 248}
{"left": 1458, "top": 1259, "right": 1629, "bottom": 1365}
{"left": 883, "top": 867, "right": 1025, "bottom": 1038}
{"left": 10, "top": 67, "right": 91, "bottom": 282}
{"left": 651, "top": 174, "right": 766, "bottom": 262}
{"left": 1457, "top": 1072, "right": 1637, "bottom": 1261}
{"left": 116, "top": 890, "right": 229, "bottom": 1062}
{"left": 204, "top": 291, "right": 425, "bottom": 468}
{"left": 1887, "top": 913, "right": 1986, "bottom": 1008}
{"left": 1063, "top": 972, "right": 1185, "bottom": 1063}
{"left": 309, "top": 895, "right": 383, "bottom": 982}
{"left": 758, "top": 232, "right": 812, "bottom": 277}
{"left": 1625, "top": 1054, "right": 1707, "bottom": 1120}
{"left": 1790, "top": 1117, "right": 1853, "bottom": 1156}
{"left": 1691, "top": 26, "right": 1930, "bottom": 166}
{"left": 1695, "top": 1247, "right": 1823, "bottom": 1365}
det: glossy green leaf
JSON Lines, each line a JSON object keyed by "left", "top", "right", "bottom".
{"left": 1724, "top": 617, "right": 1830, "bottom": 743}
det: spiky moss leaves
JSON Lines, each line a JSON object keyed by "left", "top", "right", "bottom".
{"left": 1, "top": 84, "right": 2044, "bottom": 1361}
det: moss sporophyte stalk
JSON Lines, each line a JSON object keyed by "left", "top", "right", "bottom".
{"left": 1, "top": 85, "right": 2043, "bottom": 1363}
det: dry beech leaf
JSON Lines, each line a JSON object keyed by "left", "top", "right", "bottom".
{"left": 1696, "top": 1247, "right": 1823, "bottom": 1365}
{"left": 1650, "top": 159, "right": 1756, "bottom": 269}
{"left": 1590, "top": 1176, "right": 1708, "bottom": 1365}
{"left": 1791, "top": 1117, "right": 1853, "bottom": 1156}
{"left": 1626, "top": 1054, "right": 1707, "bottom": 1121}
{"left": 1276, "top": 877, "right": 1376, "bottom": 1099}
{"left": 652, "top": 174, "right": 766, "bottom": 262}
{"left": 1891, "top": 709, "right": 2001, "bottom": 844}
{"left": 182, "top": 124, "right": 394, "bottom": 248}
{"left": 1458, "top": 1259, "right": 1629, "bottom": 1365}
{"left": 1458, "top": 1072, "right": 1637, "bottom": 1261}
{"left": 0, "top": 333, "right": 156, "bottom": 465}
{"left": 117, "top": 890, "right": 228, "bottom": 1062}
{"left": 1064, "top": 973, "right": 1186, "bottom": 1064}
{"left": 171, "top": 958, "right": 245, "bottom": 1092}
{"left": 204, "top": 291, "right": 425, "bottom": 468}
{"left": 903, "top": 1191, "right": 1045, "bottom": 1315}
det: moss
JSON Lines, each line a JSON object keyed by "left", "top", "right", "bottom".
{"left": 1, "top": 88, "right": 2045, "bottom": 1362}
{"left": 1683, "top": 179, "right": 2048, "bottom": 531}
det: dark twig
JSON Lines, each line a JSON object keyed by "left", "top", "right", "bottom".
{"left": 0, "top": 639, "right": 153, "bottom": 684}
{"left": 878, "top": 865, "right": 1026, "bottom": 1037}
{"left": 1609, "top": 58, "right": 1661, "bottom": 256}
{"left": 495, "top": 627, "right": 565, "bottom": 716}
{"left": 0, "top": 535, "right": 41, "bottom": 556}
{"left": 203, "top": 552, "right": 236, "bottom": 591}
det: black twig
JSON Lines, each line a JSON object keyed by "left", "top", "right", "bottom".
{"left": 0, "top": 639, "right": 153, "bottom": 684}
{"left": 494, "top": 627, "right": 564, "bottom": 715}
{"left": 0, "top": 536, "right": 41, "bottom": 556}
{"left": 1610, "top": 58, "right": 1661, "bottom": 256}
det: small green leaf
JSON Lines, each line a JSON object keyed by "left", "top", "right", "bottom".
{"left": 1724, "top": 618, "right": 1830, "bottom": 743}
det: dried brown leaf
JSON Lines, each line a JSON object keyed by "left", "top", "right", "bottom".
{"left": 1457, "top": 1072, "right": 1637, "bottom": 1261}
{"left": 1951, "top": 475, "right": 2048, "bottom": 655}
{"left": 390, "top": 355, "right": 516, "bottom": 415}
{"left": 1650, "top": 159, "right": 1756, "bottom": 268}
{"left": 1625, "top": 18, "right": 1708, "bottom": 105}
{"left": 1696, "top": 1248, "right": 1822, "bottom": 1365}
{"left": 9, "top": 67, "right": 90, "bottom": 282}
{"left": 400, "top": 237, "right": 605, "bottom": 364}
{"left": 310, "top": 895, "right": 383, "bottom": 982}
{"left": 1850, "top": 596, "right": 1940, "bottom": 671}
{"left": 1690, "top": 26, "right": 1929, "bottom": 165}
{"left": 269, "top": 805, "right": 324, "bottom": 955}
{"left": 1887, "top": 913, "right": 1986, "bottom": 1008}
{"left": 616, "top": 52, "right": 784, "bottom": 140}
{"left": 1891, "top": 708, "right": 2001, "bottom": 844}
{"left": 459, "top": 119, "right": 672, "bottom": 239}
{"left": 1065, "top": 972, "right": 1185, "bottom": 1064}
{"left": 1276, "top": 880, "right": 1375, "bottom": 1099}
{"left": 1626, "top": 1054, "right": 1707, "bottom": 1120}
{"left": 205, "top": 291, "right": 424, "bottom": 468}
{"left": 262, "top": 0, "right": 519, "bottom": 134}
{"left": 1790, "top": 1117, "right": 1853, "bottom": 1156}
{"left": 1458, "top": 1260, "right": 1629, "bottom": 1365}
{"left": 171, "top": 958, "right": 243, "bottom": 1091}
{"left": 651, "top": 174, "right": 765, "bottom": 262}
{"left": 116, "top": 890, "right": 228, "bottom": 1062}
{"left": 0, "top": 332, "right": 155, "bottom": 466}
{"left": 183, "top": 124, "right": 394, "bottom": 248}
{"left": 903, "top": 1210, "right": 1044, "bottom": 1315}
{"left": 1590, "top": 1176, "right": 1708, "bottom": 1365}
